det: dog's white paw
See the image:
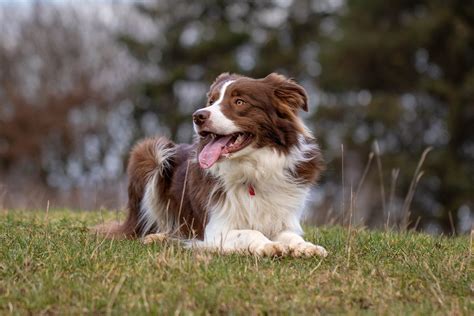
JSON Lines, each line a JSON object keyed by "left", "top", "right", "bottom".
{"left": 254, "top": 242, "right": 289, "bottom": 257}
{"left": 289, "top": 242, "right": 328, "bottom": 258}
{"left": 142, "top": 233, "right": 168, "bottom": 245}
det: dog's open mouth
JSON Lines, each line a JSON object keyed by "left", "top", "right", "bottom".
{"left": 198, "top": 132, "right": 253, "bottom": 169}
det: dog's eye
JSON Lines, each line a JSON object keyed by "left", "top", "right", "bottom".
{"left": 209, "top": 99, "right": 215, "bottom": 105}
{"left": 235, "top": 99, "right": 245, "bottom": 106}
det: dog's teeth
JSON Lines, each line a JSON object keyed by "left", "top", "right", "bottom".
{"left": 235, "top": 134, "right": 243, "bottom": 144}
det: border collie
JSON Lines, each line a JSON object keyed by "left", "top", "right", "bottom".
{"left": 95, "top": 73, "right": 327, "bottom": 257}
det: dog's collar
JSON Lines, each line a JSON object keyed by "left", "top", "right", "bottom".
{"left": 248, "top": 184, "right": 255, "bottom": 196}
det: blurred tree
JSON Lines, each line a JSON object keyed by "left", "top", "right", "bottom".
{"left": 0, "top": 3, "right": 146, "bottom": 208}
{"left": 317, "top": 0, "right": 474, "bottom": 232}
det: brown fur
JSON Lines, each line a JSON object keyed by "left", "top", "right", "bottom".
{"left": 294, "top": 137, "right": 325, "bottom": 185}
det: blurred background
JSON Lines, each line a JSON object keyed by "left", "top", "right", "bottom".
{"left": 0, "top": 0, "right": 472, "bottom": 235}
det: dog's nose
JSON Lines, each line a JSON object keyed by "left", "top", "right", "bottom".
{"left": 193, "top": 109, "right": 210, "bottom": 126}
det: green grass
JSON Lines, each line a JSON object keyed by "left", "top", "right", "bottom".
{"left": 0, "top": 210, "right": 472, "bottom": 315}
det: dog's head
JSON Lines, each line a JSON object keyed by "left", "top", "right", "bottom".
{"left": 193, "top": 73, "right": 310, "bottom": 169}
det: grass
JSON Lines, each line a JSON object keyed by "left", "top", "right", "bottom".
{"left": 0, "top": 210, "right": 472, "bottom": 315}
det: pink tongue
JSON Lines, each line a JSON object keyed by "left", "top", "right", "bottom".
{"left": 199, "top": 135, "right": 233, "bottom": 169}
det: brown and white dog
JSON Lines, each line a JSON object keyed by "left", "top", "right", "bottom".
{"left": 96, "top": 73, "right": 327, "bottom": 257}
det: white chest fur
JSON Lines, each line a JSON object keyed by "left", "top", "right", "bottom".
{"left": 204, "top": 146, "right": 311, "bottom": 241}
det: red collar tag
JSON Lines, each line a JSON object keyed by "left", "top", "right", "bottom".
{"left": 248, "top": 184, "right": 255, "bottom": 196}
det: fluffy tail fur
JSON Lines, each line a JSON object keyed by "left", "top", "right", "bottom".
{"left": 91, "top": 137, "right": 176, "bottom": 239}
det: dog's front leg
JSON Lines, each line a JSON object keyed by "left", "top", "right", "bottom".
{"left": 274, "top": 231, "right": 328, "bottom": 258}
{"left": 206, "top": 229, "right": 289, "bottom": 257}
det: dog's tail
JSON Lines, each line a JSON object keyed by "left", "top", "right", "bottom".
{"left": 90, "top": 137, "right": 176, "bottom": 239}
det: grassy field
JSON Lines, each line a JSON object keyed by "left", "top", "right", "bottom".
{"left": 0, "top": 210, "right": 472, "bottom": 315}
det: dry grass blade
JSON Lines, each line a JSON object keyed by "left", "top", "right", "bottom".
{"left": 354, "top": 152, "right": 374, "bottom": 207}
{"left": 412, "top": 216, "right": 422, "bottom": 231}
{"left": 324, "top": 207, "right": 334, "bottom": 225}
{"left": 106, "top": 275, "right": 127, "bottom": 316}
{"left": 175, "top": 160, "right": 191, "bottom": 236}
{"left": 401, "top": 147, "right": 432, "bottom": 231}
{"left": 448, "top": 211, "right": 455, "bottom": 236}
{"left": 90, "top": 234, "right": 109, "bottom": 260}
{"left": 469, "top": 227, "right": 473, "bottom": 260}
{"left": 403, "top": 171, "right": 425, "bottom": 230}
{"left": 374, "top": 141, "right": 387, "bottom": 218}
{"left": 341, "top": 144, "right": 346, "bottom": 225}
{"left": 423, "top": 262, "right": 445, "bottom": 307}
{"left": 346, "top": 184, "right": 354, "bottom": 268}
{"left": 45, "top": 200, "right": 50, "bottom": 223}
{"left": 386, "top": 168, "right": 400, "bottom": 230}
{"left": 165, "top": 199, "right": 171, "bottom": 232}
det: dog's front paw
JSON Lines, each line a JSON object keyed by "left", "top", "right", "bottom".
{"left": 142, "top": 233, "right": 168, "bottom": 245}
{"left": 289, "top": 242, "right": 328, "bottom": 258}
{"left": 254, "top": 242, "right": 289, "bottom": 257}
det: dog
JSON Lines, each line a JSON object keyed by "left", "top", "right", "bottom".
{"left": 95, "top": 73, "right": 327, "bottom": 257}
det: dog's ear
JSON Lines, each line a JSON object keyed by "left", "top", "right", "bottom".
{"left": 264, "top": 73, "right": 308, "bottom": 112}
